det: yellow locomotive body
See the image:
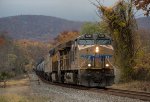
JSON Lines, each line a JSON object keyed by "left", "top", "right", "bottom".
{"left": 36, "top": 34, "right": 114, "bottom": 87}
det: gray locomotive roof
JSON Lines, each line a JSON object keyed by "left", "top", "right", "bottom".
{"left": 49, "top": 40, "right": 72, "bottom": 56}
{"left": 49, "top": 34, "right": 111, "bottom": 56}
{"left": 77, "top": 34, "right": 111, "bottom": 39}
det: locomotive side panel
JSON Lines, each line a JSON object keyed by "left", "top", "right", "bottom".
{"left": 52, "top": 53, "right": 59, "bottom": 72}
{"left": 40, "top": 61, "right": 45, "bottom": 71}
{"left": 70, "top": 41, "right": 79, "bottom": 70}
{"left": 50, "top": 52, "right": 60, "bottom": 82}
{"left": 59, "top": 48, "right": 71, "bottom": 71}
{"left": 44, "top": 55, "right": 52, "bottom": 73}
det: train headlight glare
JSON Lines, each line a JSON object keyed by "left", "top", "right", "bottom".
{"left": 88, "top": 63, "right": 91, "bottom": 67}
{"left": 95, "top": 46, "right": 99, "bottom": 53}
{"left": 106, "top": 64, "right": 109, "bottom": 67}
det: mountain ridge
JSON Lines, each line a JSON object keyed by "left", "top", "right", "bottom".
{"left": 136, "top": 17, "right": 150, "bottom": 30}
{"left": 0, "top": 15, "right": 150, "bottom": 41}
{"left": 0, "top": 15, "right": 83, "bottom": 41}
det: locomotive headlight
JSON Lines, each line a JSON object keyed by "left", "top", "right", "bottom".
{"left": 95, "top": 46, "right": 99, "bottom": 53}
{"left": 105, "top": 64, "right": 109, "bottom": 67}
{"left": 88, "top": 63, "right": 91, "bottom": 67}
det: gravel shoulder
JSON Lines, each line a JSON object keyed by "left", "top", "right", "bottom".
{"left": 0, "top": 73, "right": 148, "bottom": 102}
{"left": 29, "top": 73, "right": 147, "bottom": 102}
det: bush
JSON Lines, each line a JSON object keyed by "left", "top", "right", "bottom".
{"left": 0, "top": 72, "right": 15, "bottom": 81}
{"left": 133, "top": 53, "right": 150, "bottom": 81}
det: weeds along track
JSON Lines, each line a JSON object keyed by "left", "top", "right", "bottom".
{"left": 34, "top": 72, "right": 150, "bottom": 101}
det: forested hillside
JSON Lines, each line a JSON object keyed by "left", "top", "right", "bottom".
{"left": 0, "top": 15, "right": 83, "bottom": 41}
{"left": 0, "top": 15, "right": 149, "bottom": 42}
{"left": 0, "top": 15, "right": 150, "bottom": 80}
{"left": 137, "top": 17, "right": 150, "bottom": 52}
{"left": 0, "top": 33, "right": 51, "bottom": 79}
{"left": 137, "top": 17, "right": 150, "bottom": 30}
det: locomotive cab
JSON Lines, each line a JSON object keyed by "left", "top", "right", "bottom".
{"left": 77, "top": 34, "right": 114, "bottom": 87}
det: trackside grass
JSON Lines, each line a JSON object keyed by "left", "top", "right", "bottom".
{"left": 0, "top": 94, "right": 49, "bottom": 102}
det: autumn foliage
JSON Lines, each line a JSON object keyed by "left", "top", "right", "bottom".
{"left": 0, "top": 33, "right": 51, "bottom": 80}
{"left": 0, "top": 34, "right": 26, "bottom": 79}
{"left": 15, "top": 39, "right": 51, "bottom": 70}
{"left": 134, "top": 0, "right": 150, "bottom": 16}
{"left": 54, "top": 31, "right": 79, "bottom": 46}
{"left": 0, "top": 37, "right": 5, "bottom": 45}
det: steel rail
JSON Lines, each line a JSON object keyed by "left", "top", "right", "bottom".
{"left": 102, "top": 88, "right": 150, "bottom": 101}
{"left": 35, "top": 72, "right": 150, "bottom": 101}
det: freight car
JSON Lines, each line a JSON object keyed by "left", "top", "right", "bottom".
{"left": 35, "top": 34, "right": 115, "bottom": 87}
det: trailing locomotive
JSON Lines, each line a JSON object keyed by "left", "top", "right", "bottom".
{"left": 35, "top": 34, "right": 115, "bottom": 87}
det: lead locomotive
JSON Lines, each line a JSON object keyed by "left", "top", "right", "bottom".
{"left": 35, "top": 34, "right": 115, "bottom": 87}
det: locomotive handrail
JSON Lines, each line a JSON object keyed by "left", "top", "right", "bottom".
{"left": 106, "top": 58, "right": 118, "bottom": 69}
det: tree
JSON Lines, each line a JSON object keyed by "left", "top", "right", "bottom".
{"left": 14, "top": 39, "right": 51, "bottom": 71}
{"left": 0, "top": 32, "right": 52, "bottom": 75}
{"left": 54, "top": 31, "right": 79, "bottom": 45}
{"left": 80, "top": 22, "right": 109, "bottom": 35}
{"left": 0, "top": 33, "right": 29, "bottom": 76}
{"left": 0, "top": 72, "right": 9, "bottom": 88}
{"left": 98, "top": 1, "right": 141, "bottom": 81}
{"left": 81, "top": 22, "right": 101, "bottom": 34}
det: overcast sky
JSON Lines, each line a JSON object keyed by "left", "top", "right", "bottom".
{"left": 0, "top": 0, "right": 131, "bottom": 21}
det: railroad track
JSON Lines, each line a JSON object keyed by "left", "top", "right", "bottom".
{"left": 35, "top": 72, "right": 150, "bottom": 101}
{"left": 97, "top": 88, "right": 150, "bottom": 101}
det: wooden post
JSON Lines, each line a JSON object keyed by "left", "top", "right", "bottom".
{"left": 3, "top": 80, "right": 6, "bottom": 88}
{"left": 37, "top": 79, "right": 40, "bottom": 85}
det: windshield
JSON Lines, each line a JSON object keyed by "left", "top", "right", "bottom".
{"left": 96, "top": 39, "right": 111, "bottom": 45}
{"left": 78, "top": 39, "right": 95, "bottom": 45}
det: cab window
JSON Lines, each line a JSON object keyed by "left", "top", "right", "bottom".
{"left": 78, "top": 39, "right": 95, "bottom": 45}
{"left": 96, "top": 39, "right": 111, "bottom": 45}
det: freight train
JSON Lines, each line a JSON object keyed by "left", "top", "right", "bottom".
{"left": 35, "top": 34, "right": 115, "bottom": 87}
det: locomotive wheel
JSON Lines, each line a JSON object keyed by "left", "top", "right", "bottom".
{"left": 61, "top": 71, "right": 65, "bottom": 83}
{"left": 73, "top": 72, "right": 78, "bottom": 84}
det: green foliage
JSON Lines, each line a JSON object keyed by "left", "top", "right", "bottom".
{"left": 0, "top": 72, "right": 10, "bottom": 81}
{"left": 98, "top": 1, "right": 141, "bottom": 82}
{"left": 133, "top": 53, "right": 150, "bottom": 81}
{"left": 80, "top": 22, "right": 109, "bottom": 35}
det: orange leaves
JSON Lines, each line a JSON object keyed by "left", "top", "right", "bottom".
{"left": 54, "top": 31, "right": 79, "bottom": 45}
{"left": 134, "top": 0, "right": 150, "bottom": 16}
{"left": 104, "top": 6, "right": 113, "bottom": 12}
{"left": 99, "top": 6, "right": 113, "bottom": 14}
{"left": 0, "top": 37, "right": 5, "bottom": 45}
